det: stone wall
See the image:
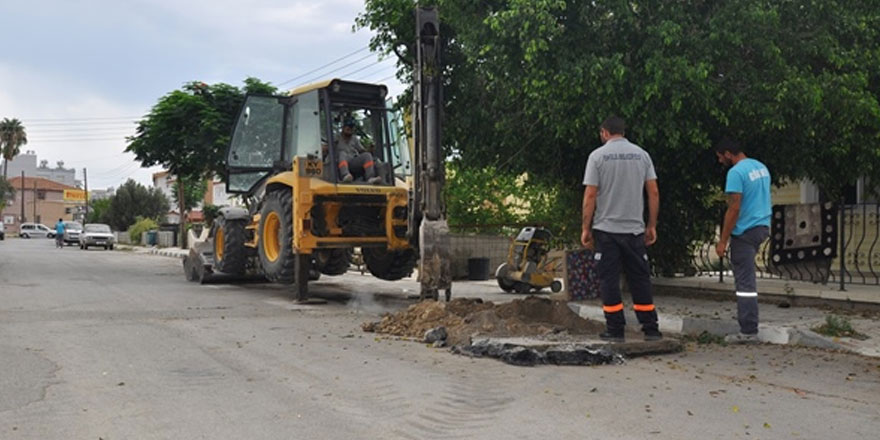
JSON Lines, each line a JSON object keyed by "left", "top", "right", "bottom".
{"left": 449, "top": 234, "right": 511, "bottom": 279}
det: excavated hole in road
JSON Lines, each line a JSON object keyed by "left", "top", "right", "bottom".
{"left": 361, "top": 296, "right": 653, "bottom": 366}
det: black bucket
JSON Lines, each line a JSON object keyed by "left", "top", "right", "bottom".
{"left": 467, "top": 257, "right": 491, "bottom": 281}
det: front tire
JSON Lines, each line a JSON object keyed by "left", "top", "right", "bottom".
{"left": 362, "top": 247, "right": 416, "bottom": 281}
{"left": 495, "top": 263, "right": 516, "bottom": 293}
{"left": 258, "top": 189, "right": 296, "bottom": 284}
{"left": 213, "top": 216, "right": 248, "bottom": 275}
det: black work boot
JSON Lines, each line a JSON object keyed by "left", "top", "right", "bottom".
{"left": 643, "top": 328, "right": 663, "bottom": 341}
{"left": 599, "top": 330, "right": 625, "bottom": 343}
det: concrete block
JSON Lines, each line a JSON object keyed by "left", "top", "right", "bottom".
{"left": 115, "top": 231, "right": 131, "bottom": 244}
{"left": 788, "top": 329, "right": 845, "bottom": 350}
{"left": 157, "top": 231, "right": 175, "bottom": 248}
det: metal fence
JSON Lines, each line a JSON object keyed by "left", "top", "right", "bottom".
{"left": 692, "top": 203, "right": 880, "bottom": 289}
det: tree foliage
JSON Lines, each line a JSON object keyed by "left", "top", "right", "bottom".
{"left": 128, "top": 216, "right": 159, "bottom": 244}
{"left": 85, "top": 197, "right": 111, "bottom": 224}
{"left": 172, "top": 177, "right": 207, "bottom": 213}
{"left": 126, "top": 78, "right": 277, "bottom": 181}
{"left": 126, "top": 77, "right": 276, "bottom": 246}
{"left": 104, "top": 179, "right": 168, "bottom": 231}
{"left": 446, "top": 162, "right": 579, "bottom": 243}
{"left": 358, "top": 0, "right": 880, "bottom": 273}
{"left": 0, "top": 118, "right": 28, "bottom": 181}
{"left": 0, "top": 177, "right": 14, "bottom": 211}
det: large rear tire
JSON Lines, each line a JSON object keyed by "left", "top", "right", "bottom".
{"left": 213, "top": 216, "right": 247, "bottom": 275}
{"left": 362, "top": 247, "right": 416, "bottom": 281}
{"left": 314, "top": 248, "right": 353, "bottom": 276}
{"left": 258, "top": 189, "right": 296, "bottom": 284}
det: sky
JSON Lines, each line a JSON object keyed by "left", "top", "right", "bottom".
{"left": 0, "top": 0, "right": 403, "bottom": 190}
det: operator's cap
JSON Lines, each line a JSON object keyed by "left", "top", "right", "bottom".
{"left": 343, "top": 116, "right": 356, "bottom": 127}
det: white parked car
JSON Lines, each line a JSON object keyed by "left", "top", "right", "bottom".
{"left": 63, "top": 221, "right": 83, "bottom": 246}
{"left": 19, "top": 222, "right": 54, "bottom": 239}
{"left": 79, "top": 224, "right": 115, "bottom": 250}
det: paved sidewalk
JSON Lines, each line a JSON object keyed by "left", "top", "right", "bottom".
{"left": 569, "top": 295, "right": 880, "bottom": 357}
{"left": 653, "top": 275, "right": 880, "bottom": 306}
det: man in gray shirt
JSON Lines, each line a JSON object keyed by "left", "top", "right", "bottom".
{"left": 582, "top": 116, "right": 661, "bottom": 342}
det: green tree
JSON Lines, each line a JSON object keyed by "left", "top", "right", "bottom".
{"left": 202, "top": 203, "right": 221, "bottom": 228}
{"left": 126, "top": 78, "right": 276, "bottom": 248}
{"left": 445, "top": 161, "right": 578, "bottom": 244}
{"left": 85, "top": 197, "right": 111, "bottom": 224}
{"left": 104, "top": 179, "right": 168, "bottom": 232}
{"left": 358, "top": 0, "right": 880, "bottom": 273}
{"left": 0, "top": 177, "right": 14, "bottom": 211}
{"left": 172, "top": 177, "right": 207, "bottom": 214}
{"left": 0, "top": 118, "right": 28, "bottom": 181}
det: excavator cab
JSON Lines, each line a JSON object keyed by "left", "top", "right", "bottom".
{"left": 226, "top": 81, "right": 412, "bottom": 192}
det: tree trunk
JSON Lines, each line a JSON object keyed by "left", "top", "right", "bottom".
{"left": 178, "top": 176, "right": 187, "bottom": 249}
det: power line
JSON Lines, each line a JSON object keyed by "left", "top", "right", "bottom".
{"left": 90, "top": 160, "right": 139, "bottom": 177}
{"left": 63, "top": 151, "right": 131, "bottom": 166}
{"left": 276, "top": 45, "right": 370, "bottom": 87}
{"left": 295, "top": 53, "right": 382, "bottom": 87}
{"left": 334, "top": 58, "right": 396, "bottom": 82}
{"left": 91, "top": 162, "right": 142, "bottom": 179}
{"left": 28, "top": 127, "right": 136, "bottom": 137}
{"left": 375, "top": 73, "right": 401, "bottom": 84}
{"left": 29, "top": 134, "right": 131, "bottom": 141}
{"left": 25, "top": 120, "right": 138, "bottom": 127}
{"left": 26, "top": 137, "right": 128, "bottom": 143}
{"left": 21, "top": 116, "right": 141, "bottom": 122}
{"left": 352, "top": 63, "right": 398, "bottom": 82}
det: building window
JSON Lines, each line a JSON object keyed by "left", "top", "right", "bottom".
{"left": 65, "top": 207, "right": 72, "bottom": 214}
{"left": 37, "top": 190, "right": 46, "bottom": 200}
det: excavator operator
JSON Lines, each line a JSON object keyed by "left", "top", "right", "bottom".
{"left": 335, "top": 115, "right": 382, "bottom": 185}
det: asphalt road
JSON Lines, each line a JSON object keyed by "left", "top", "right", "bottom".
{"left": 1, "top": 237, "right": 879, "bottom": 439}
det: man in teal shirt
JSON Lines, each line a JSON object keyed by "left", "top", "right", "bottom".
{"left": 715, "top": 138, "right": 771, "bottom": 344}
{"left": 55, "top": 218, "right": 65, "bottom": 249}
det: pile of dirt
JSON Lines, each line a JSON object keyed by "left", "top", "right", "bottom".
{"left": 362, "top": 296, "right": 605, "bottom": 346}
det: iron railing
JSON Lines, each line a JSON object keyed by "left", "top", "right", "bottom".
{"left": 692, "top": 203, "right": 880, "bottom": 288}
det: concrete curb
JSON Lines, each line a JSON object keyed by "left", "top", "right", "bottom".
{"left": 568, "top": 303, "right": 875, "bottom": 357}
{"left": 148, "top": 247, "right": 188, "bottom": 259}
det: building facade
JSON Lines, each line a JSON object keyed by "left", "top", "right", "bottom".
{"left": 1, "top": 152, "right": 80, "bottom": 188}
{"left": 1, "top": 177, "right": 80, "bottom": 233}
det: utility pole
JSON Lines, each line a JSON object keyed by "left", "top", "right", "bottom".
{"left": 20, "top": 171, "right": 26, "bottom": 223}
{"left": 33, "top": 179, "right": 37, "bottom": 223}
{"left": 83, "top": 167, "right": 89, "bottom": 220}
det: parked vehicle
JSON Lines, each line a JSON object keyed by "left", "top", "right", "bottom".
{"left": 0, "top": 222, "right": 5, "bottom": 240}
{"left": 19, "top": 223, "right": 54, "bottom": 239}
{"left": 63, "top": 221, "right": 83, "bottom": 246}
{"left": 79, "top": 224, "right": 115, "bottom": 250}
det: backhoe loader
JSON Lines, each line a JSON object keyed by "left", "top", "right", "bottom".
{"left": 184, "top": 7, "right": 451, "bottom": 302}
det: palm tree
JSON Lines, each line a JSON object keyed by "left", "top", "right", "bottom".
{"left": 0, "top": 118, "right": 28, "bottom": 181}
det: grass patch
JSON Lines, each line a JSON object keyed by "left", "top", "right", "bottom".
{"left": 812, "top": 315, "right": 869, "bottom": 340}
{"left": 683, "top": 331, "right": 727, "bottom": 346}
